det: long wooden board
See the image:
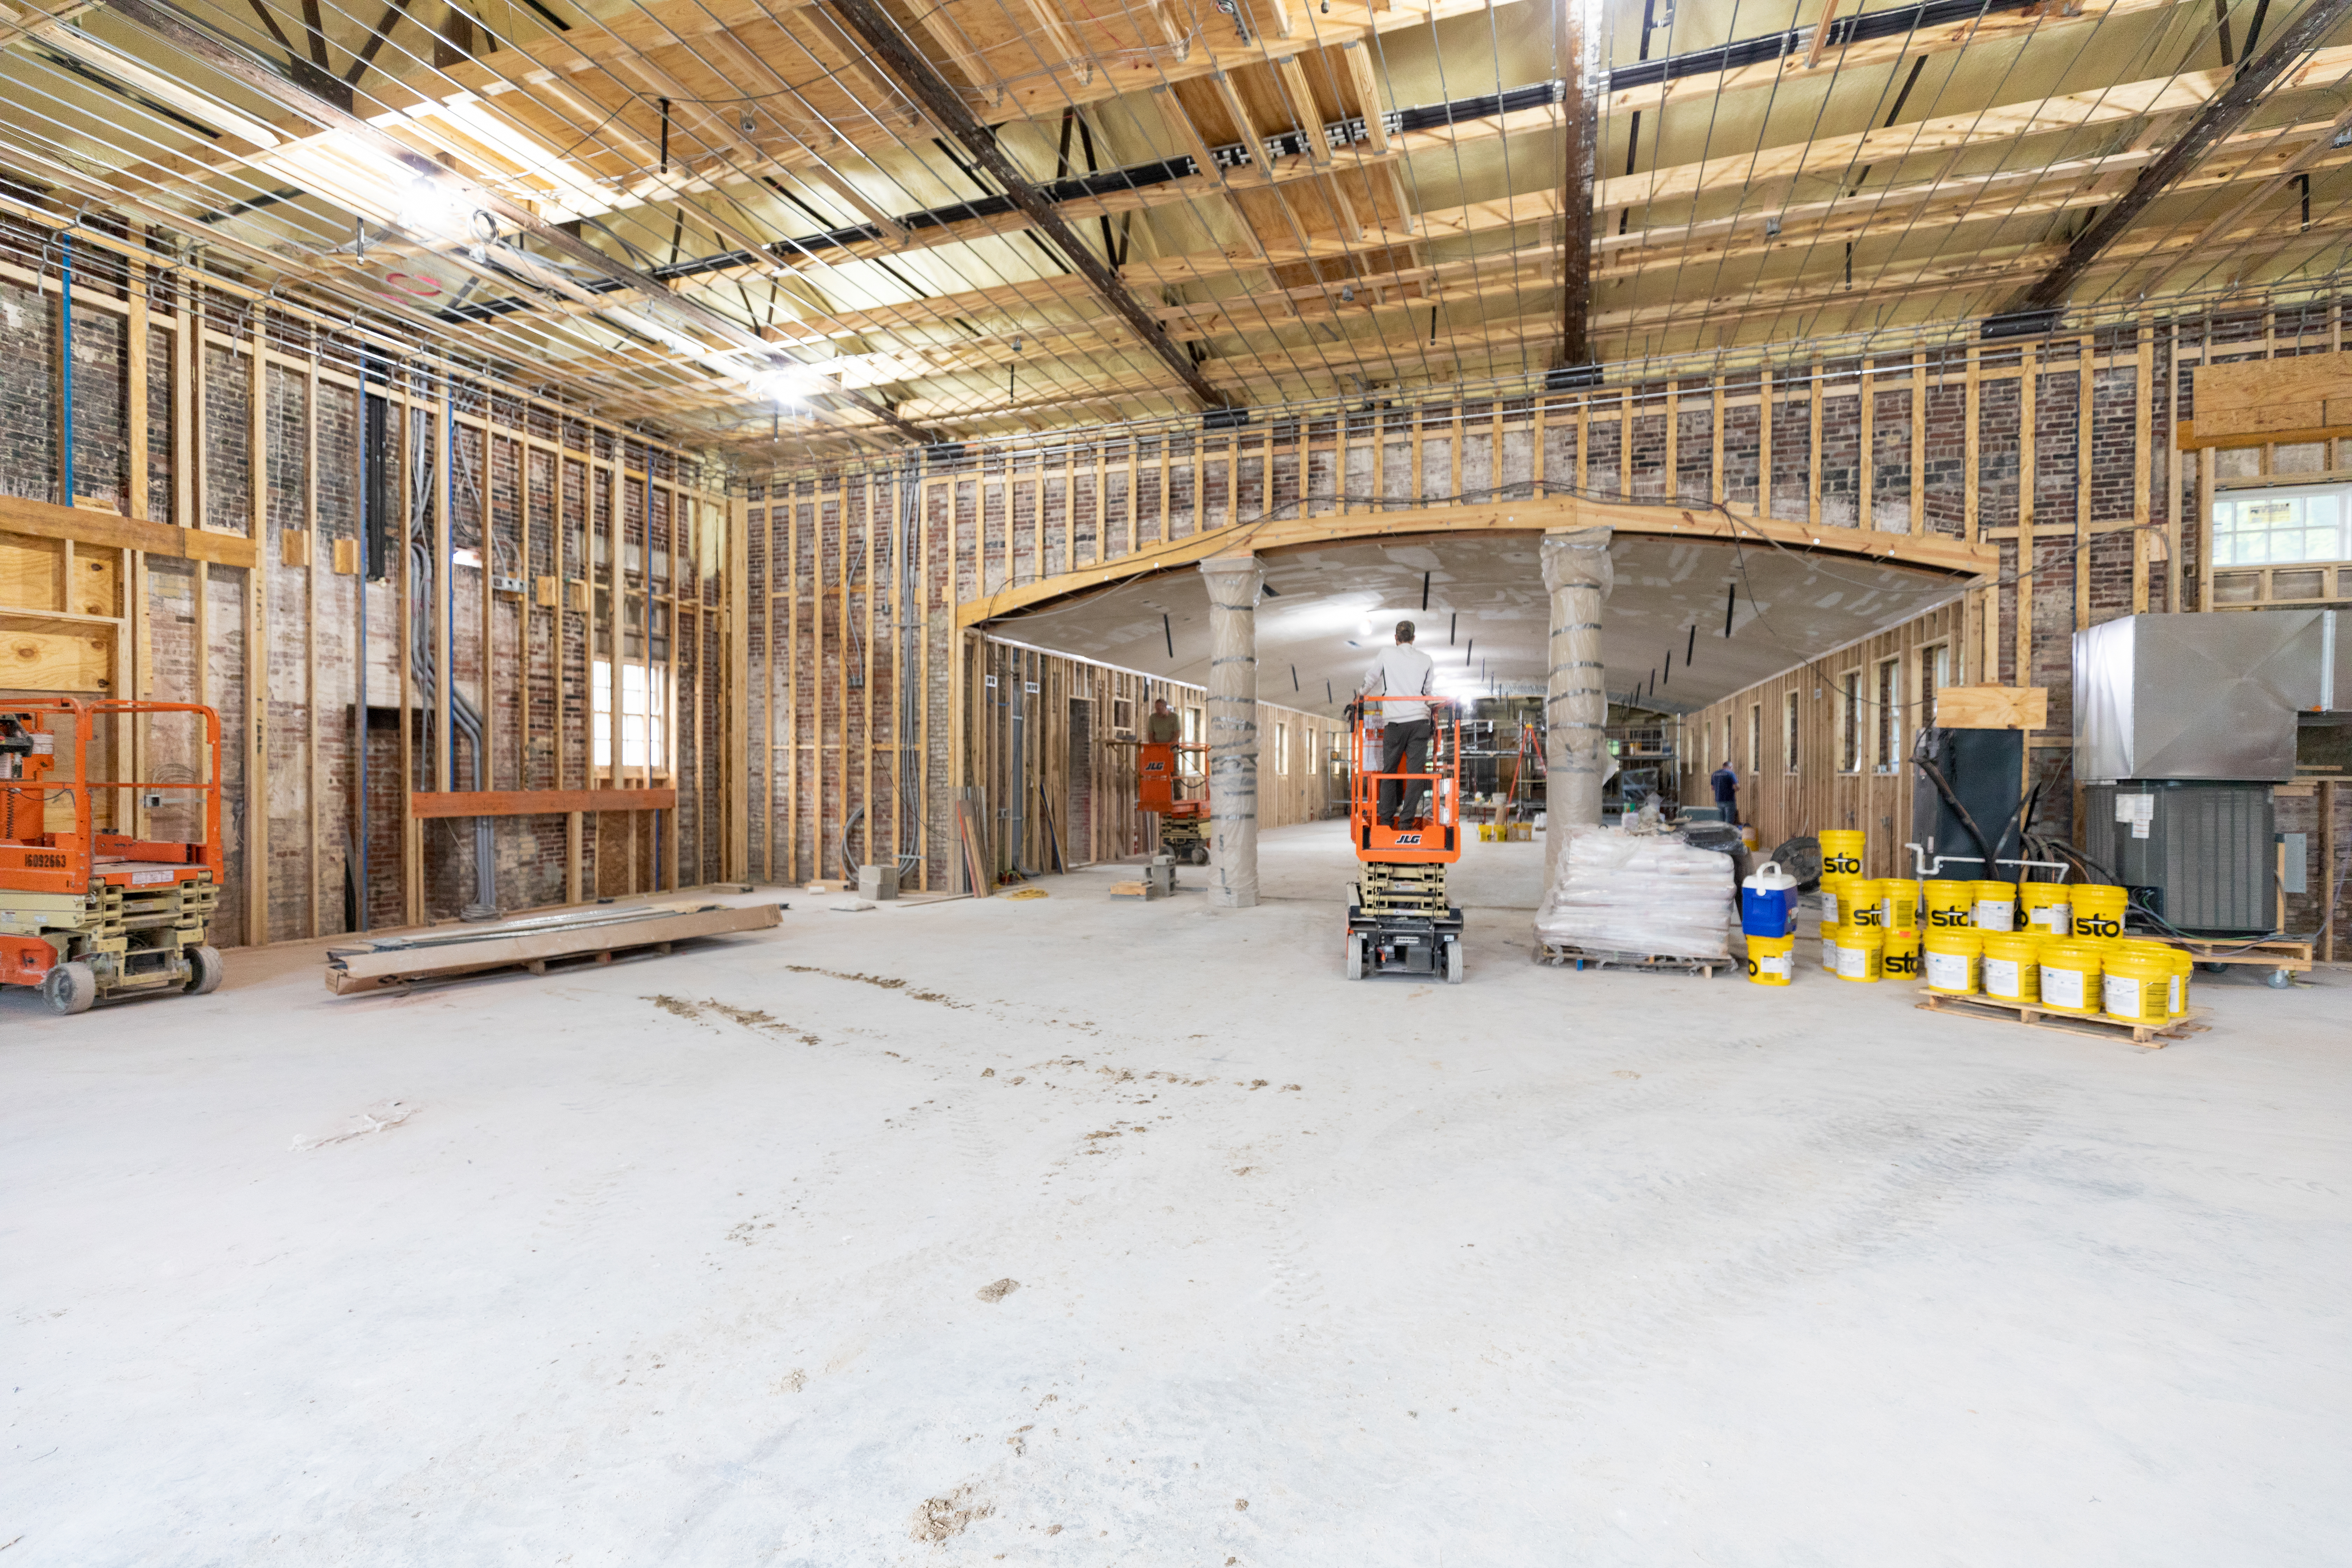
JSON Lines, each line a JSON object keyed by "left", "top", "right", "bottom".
{"left": 408, "top": 788, "right": 679, "bottom": 818}
{"left": 324, "top": 901, "right": 779, "bottom": 993}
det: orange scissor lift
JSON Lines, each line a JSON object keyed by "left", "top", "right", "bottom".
{"left": 1345, "top": 696, "right": 1465, "bottom": 983}
{"left": 1136, "top": 739, "right": 1210, "bottom": 863}
{"left": 0, "top": 698, "right": 226, "bottom": 1014}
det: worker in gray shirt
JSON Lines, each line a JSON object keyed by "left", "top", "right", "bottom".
{"left": 1359, "top": 619, "right": 1440, "bottom": 827}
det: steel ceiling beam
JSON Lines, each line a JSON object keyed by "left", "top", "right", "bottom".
{"left": 817, "top": 0, "right": 1232, "bottom": 412}
{"left": 2003, "top": 0, "right": 2352, "bottom": 314}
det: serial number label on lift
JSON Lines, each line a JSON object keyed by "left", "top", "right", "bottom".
{"left": 131, "top": 870, "right": 176, "bottom": 885}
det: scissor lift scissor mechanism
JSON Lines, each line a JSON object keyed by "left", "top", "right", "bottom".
{"left": 1345, "top": 698, "right": 1465, "bottom": 983}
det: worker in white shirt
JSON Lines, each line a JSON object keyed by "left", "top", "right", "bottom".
{"left": 1359, "top": 619, "right": 1441, "bottom": 827}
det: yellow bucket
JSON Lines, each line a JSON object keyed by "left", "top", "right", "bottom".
{"left": 2018, "top": 881, "right": 2074, "bottom": 937}
{"left": 1818, "top": 925, "right": 1843, "bottom": 975}
{"left": 1827, "top": 923, "right": 1884, "bottom": 982}
{"left": 1881, "top": 927, "right": 1922, "bottom": 982}
{"left": 1875, "top": 878, "right": 1919, "bottom": 931}
{"left": 2072, "top": 884, "right": 2130, "bottom": 940}
{"left": 2102, "top": 944, "right": 2174, "bottom": 1020}
{"left": 1923, "top": 879, "right": 1975, "bottom": 930}
{"left": 1972, "top": 879, "right": 2018, "bottom": 932}
{"left": 1818, "top": 830, "right": 1867, "bottom": 878}
{"left": 2170, "top": 949, "right": 2192, "bottom": 1016}
{"left": 1923, "top": 928, "right": 1983, "bottom": 994}
{"left": 1819, "top": 875, "right": 1868, "bottom": 930}
{"left": 1979, "top": 931, "right": 2041, "bottom": 1001}
{"left": 2037, "top": 941, "right": 2104, "bottom": 1015}
{"left": 1746, "top": 932, "right": 1797, "bottom": 986}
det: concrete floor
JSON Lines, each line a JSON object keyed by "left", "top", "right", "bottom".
{"left": 6, "top": 821, "right": 2348, "bottom": 1566}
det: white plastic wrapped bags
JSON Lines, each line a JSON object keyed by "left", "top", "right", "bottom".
{"left": 1533, "top": 825, "right": 1734, "bottom": 959}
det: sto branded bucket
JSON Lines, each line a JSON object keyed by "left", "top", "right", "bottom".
{"left": 1828, "top": 924, "right": 1885, "bottom": 982}
{"left": 1818, "top": 829, "right": 1866, "bottom": 878}
{"left": 2169, "top": 949, "right": 2192, "bottom": 1015}
{"left": 1979, "top": 931, "right": 2041, "bottom": 1001}
{"left": 1746, "top": 933, "right": 1797, "bottom": 986}
{"left": 1881, "top": 927, "right": 1922, "bottom": 981}
{"left": 1923, "top": 929, "right": 1982, "bottom": 995}
{"left": 1923, "top": 879, "right": 1975, "bottom": 929}
{"left": 1818, "top": 926, "right": 1842, "bottom": 975}
{"left": 1819, "top": 875, "right": 1866, "bottom": 929}
{"left": 2072, "top": 884, "right": 2130, "bottom": 940}
{"left": 1972, "top": 879, "right": 2018, "bottom": 932}
{"left": 2103, "top": 944, "right": 2174, "bottom": 1020}
{"left": 1741, "top": 861, "right": 1802, "bottom": 939}
{"left": 2037, "top": 942, "right": 2104, "bottom": 1015}
{"left": 1875, "top": 878, "right": 1919, "bottom": 931}
{"left": 2018, "top": 881, "right": 2073, "bottom": 936}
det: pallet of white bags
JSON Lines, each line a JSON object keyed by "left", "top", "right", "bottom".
{"left": 1535, "top": 941, "right": 1726, "bottom": 979}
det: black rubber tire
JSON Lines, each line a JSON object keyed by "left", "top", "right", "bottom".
{"left": 184, "top": 944, "right": 225, "bottom": 996}
{"left": 42, "top": 960, "right": 96, "bottom": 1016}
{"left": 1189, "top": 844, "right": 1210, "bottom": 866}
{"left": 1446, "top": 940, "right": 1465, "bottom": 985}
{"left": 2199, "top": 961, "right": 2227, "bottom": 975}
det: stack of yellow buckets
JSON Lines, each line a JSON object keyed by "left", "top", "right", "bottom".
{"left": 1816, "top": 830, "right": 1922, "bottom": 984}
{"left": 1811, "top": 839, "right": 2191, "bottom": 1022}
{"left": 1913, "top": 872, "right": 2191, "bottom": 1022}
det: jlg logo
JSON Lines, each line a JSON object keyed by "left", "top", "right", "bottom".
{"left": 1393, "top": 833, "right": 1423, "bottom": 845}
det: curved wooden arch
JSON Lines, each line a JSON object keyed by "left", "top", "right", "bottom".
{"left": 956, "top": 497, "right": 1997, "bottom": 628}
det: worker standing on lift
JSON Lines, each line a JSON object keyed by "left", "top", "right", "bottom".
{"left": 1146, "top": 696, "right": 1181, "bottom": 744}
{"left": 1359, "top": 619, "right": 1438, "bottom": 827}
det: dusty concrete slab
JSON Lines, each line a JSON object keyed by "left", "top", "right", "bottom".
{"left": 4, "top": 821, "right": 2346, "bottom": 1566}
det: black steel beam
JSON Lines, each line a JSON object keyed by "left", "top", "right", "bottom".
{"left": 818, "top": 0, "right": 1230, "bottom": 411}
{"left": 2003, "top": 0, "right": 2352, "bottom": 314}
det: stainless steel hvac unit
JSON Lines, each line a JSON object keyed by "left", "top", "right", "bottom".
{"left": 2080, "top": 781, "right": 2276, "bottom": 936}
{"left": 2071, "top": 611, "right": 2339, "bottom": 938}
{"left": 2072, "top": 610, "right": 2340, "bottom": 784}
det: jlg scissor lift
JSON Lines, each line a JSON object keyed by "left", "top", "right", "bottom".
{"left": 1135, "top": 738, "right": 1210, "bottom": 864}
{"left": 0, "top": 698, "right": 224, "bottom": 1014}
{"left": 1344, "top": 696, "right": 1465, "bottom": 983}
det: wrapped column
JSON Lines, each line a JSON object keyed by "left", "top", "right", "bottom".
{"left": 1542, "top": 527, "right": 1614, "bottom": 891}
{"left": 1198, "top": 552, "right": 1263, "bottom": 909}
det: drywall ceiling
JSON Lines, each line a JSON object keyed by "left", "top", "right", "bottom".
{"left": 986, "top": 533, "right": 1966, "bottom": 716}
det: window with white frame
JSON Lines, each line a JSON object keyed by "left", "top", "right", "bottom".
{"left": 2211, "top": 484, "right": 2351, "bottom": 566}
{"left": 1919, "top": 643, "right": 1948, "bottom": 730}
{"left": 592, "top": 660, "right": 671, "bottom": 774}
{"left": 1876, "top": 657, "right": 1902, "bottom": 771}
{"left": 1784, "top": 692, "right": 1800, "bottom": 774}
{"left": 1748, "top": 703, "right": 1763, "bottom": 775}
{"left": 1275, "top": 721, "right": 1289, "bottom": 774}
{"left": 1841, "top": 671, "right": 1862, "bottom": 772}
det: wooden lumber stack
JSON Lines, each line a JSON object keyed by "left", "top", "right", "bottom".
{"left": 324, "top": 902, "right": 780, "bottom": 995}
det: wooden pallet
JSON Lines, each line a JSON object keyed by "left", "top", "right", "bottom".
{"left": 1916, "top": 988, "right": 2204, "bottom": 1049}
{"left": 1536, "top": 942, "right": 1726, "bottom": 978}
{"left": 325, "top": 902, "right": 781, "bottom": 995}
{"left": 2140, "top": 936, "right": 2312, "bottom": 984}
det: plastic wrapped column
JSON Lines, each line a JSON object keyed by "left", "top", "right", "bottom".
{"left": 1198, "top": 553, "right": 1263, "bottom": 909}
{"left": 1541, "top": 527, "right": 1614, "bottom": 892}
